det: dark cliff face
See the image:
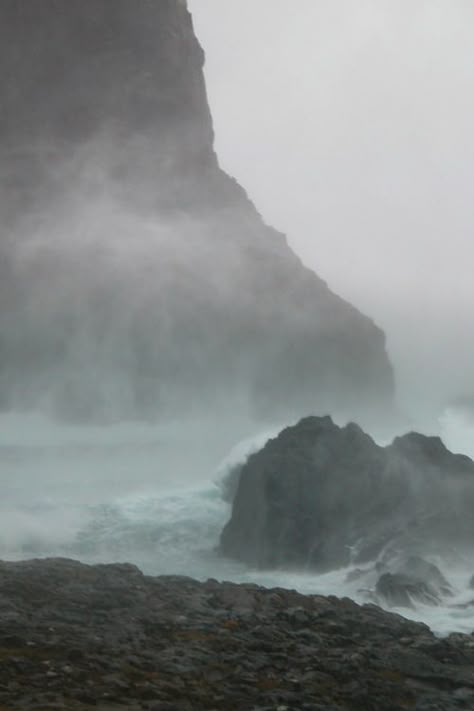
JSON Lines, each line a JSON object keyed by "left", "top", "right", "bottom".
{"left": 220, "top": 416, "right": 474, "bottom": 571}
{"left": 0, "top": 0, "right": 216, "bottom": 217}
{"left": 0, "top": 0, "right": 395, "bottom": 425}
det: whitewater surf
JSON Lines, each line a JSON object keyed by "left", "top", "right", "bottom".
{"left": 1, "top": 409, "right": 474, "bottom": 638}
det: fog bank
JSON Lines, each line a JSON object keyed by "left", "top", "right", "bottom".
{"left": 190, "top": 0, "right": 474, "bottom": 422}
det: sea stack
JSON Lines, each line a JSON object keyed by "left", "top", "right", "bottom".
{"left": 220, "top": 415, "right": 474, "bottom": 571}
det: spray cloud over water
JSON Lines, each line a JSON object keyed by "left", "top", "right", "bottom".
{"left": 3, "top": 0, "right": 474, "bottom": 638}
{"left": 190, "top": 0, "right": 474, "bottom": 425}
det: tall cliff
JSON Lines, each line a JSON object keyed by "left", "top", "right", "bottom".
{"left": 0, "top": 0, "right": 395, "bottom": 425}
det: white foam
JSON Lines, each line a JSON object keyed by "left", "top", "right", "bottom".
{"left": 1, "top": 411, "right": 474, "bottom": 636}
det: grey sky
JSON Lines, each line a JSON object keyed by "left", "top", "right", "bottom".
{"left": 188, "top": 0, "right": 474, "bottom": 420}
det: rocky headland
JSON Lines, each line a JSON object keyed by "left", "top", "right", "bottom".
{"left": 0, "top": 0, "right": 394, "bottom": 426}
{"left": 0, "top": 557, "right": 474, "bottom": 711}
{"left": 220, "top": 416, "right": 474, "bottom": 585}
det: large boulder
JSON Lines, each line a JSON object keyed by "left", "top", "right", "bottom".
{"left": 375, "top": 573, "right": 440, "bottom": 608}
{"left": 374, "top": 557, "right": 453, "bottom": 608}
{"left": 220, "top": 416, "right": 474, "bottom": 571}
{"left": 0, "top": 1, "right": 395, "bottom": 426}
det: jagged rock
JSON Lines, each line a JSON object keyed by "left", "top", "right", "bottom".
{"left": 350, "top": 556, "right": 453, "bottom": 607}
{"left": 376, "top": 573, "right": 441, "bottom": 609}
{"left": 0, "top": 0, "right": 394, "bottom": 425}
{"left": 392, "top": 556, "right": 452, "bottom": 596}
{"left": 220, "top": 416, "right": 474, "bottom": 571}
{"left": 0, "top": 557, "right": 473, "bottom": 711}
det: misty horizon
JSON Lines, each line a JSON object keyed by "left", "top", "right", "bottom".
{"left": 190, "top": 0, "right": 474, "bottom": 421}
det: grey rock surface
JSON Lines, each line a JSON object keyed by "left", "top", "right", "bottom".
{"left": 375, "top": 573, "right": 443, "bottom": 609}
{"left": 372, "top": 557, "right": 453, "bottom": 608}
{"left": 0, "top": 0, "right": 394, "bottom": 426}
{"left": 0, "top": 557, "right": 473, "bottom": 710}
{"left": 220, "top": 416, "right": 474, "bottom": 571}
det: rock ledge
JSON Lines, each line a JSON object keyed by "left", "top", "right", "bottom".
{"left": 0, "top": 557, "right": 473, "bottom": 710}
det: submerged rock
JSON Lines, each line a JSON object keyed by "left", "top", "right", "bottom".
{"left": 376, "top": 573, "right": 442, "bottom": 609}
{"left": 392, "top": 556, "right": 452, "bottom": 597}
{"left": 220, "top": 416, "right": 474, "bottom": 572}
{"left": 374, "top": 556, "right": 453, "bottom": 607}
{"left": 348, "top": 556, "right": 453, "bottom": 608}
{"left": 0, "top": 557, "right": 473, "bottom": 711}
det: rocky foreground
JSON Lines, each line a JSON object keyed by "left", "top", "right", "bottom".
{"left": 0, "top": 559, "right": 473, "bottom": 710}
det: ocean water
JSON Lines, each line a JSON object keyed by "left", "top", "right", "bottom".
{"left": 1, "top": 409, "right": 474, "bottom": 637}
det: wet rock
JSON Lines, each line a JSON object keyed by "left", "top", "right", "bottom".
{"left": 221, "top": 415, "right": 474, "bottom": 572}
{"left": 373, "top": 556, "right": 453, "bottom": 608}
{"left": 376, "top": 573, "right": 439, "bottom": 608}
{"left": 0, "top": 0, "right": 395, "bottom": 425}
{"left": 0, "top": 557, "right": 472, "bottom": 710}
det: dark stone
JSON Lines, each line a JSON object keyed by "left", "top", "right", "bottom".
{"left": 376, "top": 573, "right": 440, "bottom": 608}
{"left": 220, "top": 416, "right": 474, "bottom": 571}
{"left": 0, "top": 0, "right": 395, "bottom": 427}
{"left": 348, "top": 557, "right": 453, "bottom": 608}
{"left": 391, "top": 557, "right": 452, "bottom": 598}
{"left": 0, "top": 635, "right": 25, "bottom": 648}
{"left": 0, "top": 557, "right": 472, "bottom": 711}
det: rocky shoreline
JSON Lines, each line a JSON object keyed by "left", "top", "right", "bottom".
{"left": 0, "top": 558, "right": 473, "bottom": 710}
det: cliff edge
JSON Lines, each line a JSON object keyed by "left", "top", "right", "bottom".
{"left": 0, "top": 0, "right": 394, "bottom": 425}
